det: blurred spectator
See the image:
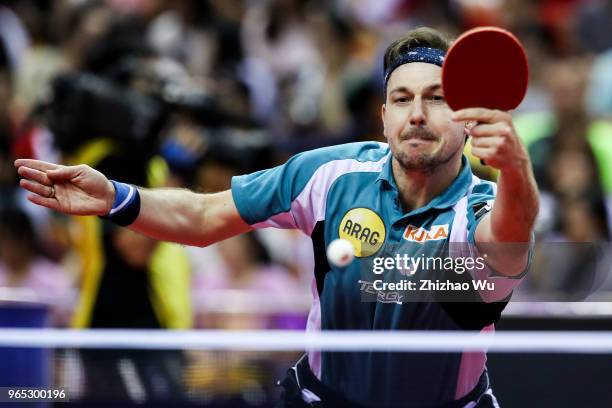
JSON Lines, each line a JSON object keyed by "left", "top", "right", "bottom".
{"left": 545, "top": 139, "right": 611, "bottom": 241}
{"left": 0, "top": 207, "right": 73, "bottom": 325}
{"left": 185, "top": 230, "right": 302, "bottom": 408}
{"left": 528, "top": 59, "right": 590, "bottom": 189}
{"left": 147, "top": 0, "right": 245, "bottom": 78}
{"left": 194, "top": 232, "right": 304, "bottom": 330}
{"left": 536, "top": 0, "right": 584, "bottom": 56}
{"left": 586, "top": 48, "right": 612, "bottom": 119}
{"left": 70, "top": 140, "right": 192, "bottom": 330}
{"left": 0, "top": 39, "right": 17, "bottom": 210}
{"left": 10, "top": 0, "right": 64, "bottom": 119}
{"left": 519, "top": 57, "right": 612, "bottom": 232}
{"left": 69, "top": 143, "right": 192, "bottom": 404}
{"left": 0, "top": 3, "right": 29, "bottom": 70}
{"left": 526, "top": 57, "right": 611, "bottom": 233}
{"left": 242, "top": 0, "right": 321, "bottom": 87}
{"left": 515, "top": 56, "right": 611, "bottom": 299}
{"left": 576, "top": 0, "right": 612, "bottom": 53}
{"left": 241, "top": 0, "right": 326, "bottom": 136}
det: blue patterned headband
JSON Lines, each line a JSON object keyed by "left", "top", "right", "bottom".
{"left": 384, "top": 47, "right": 446, "bottom": 94}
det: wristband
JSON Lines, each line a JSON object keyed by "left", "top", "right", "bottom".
{"left": 99, "top": 180, "right": 141, "bottom": 226}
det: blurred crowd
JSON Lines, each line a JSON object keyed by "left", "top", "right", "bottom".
{"left": 1, "top": 0, "right": 612, "bottom": 403}
{"left": 0, "top": 0, "right": 611, "bottom": 330}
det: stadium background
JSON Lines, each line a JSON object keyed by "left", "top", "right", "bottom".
{"left": 0, "top": 0, "right": 612, "bottom": 406}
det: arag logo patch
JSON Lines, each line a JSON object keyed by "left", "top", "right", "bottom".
{"left": 338, "top": 208, "right": 385, "bottom": 257}
{"left": 403, "top": 224, "right": 448, "bottom": 243}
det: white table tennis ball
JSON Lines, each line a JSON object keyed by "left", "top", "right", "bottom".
{"left": 326, "top": 238, "right": 355, "bottom": 267}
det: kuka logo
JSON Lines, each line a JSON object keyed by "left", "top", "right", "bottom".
{"left": 403, "top": 224, "right": 449, "bottom": 243}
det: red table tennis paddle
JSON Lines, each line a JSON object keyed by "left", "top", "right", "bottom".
{"left": 442, "top": 26, "right": 529, "bottom": 111}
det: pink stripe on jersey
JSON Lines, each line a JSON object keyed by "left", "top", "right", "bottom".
{"left": 253, "top": 153, "right": 389, "bottom": 235}
{"left": 455, "top": 324, "right": 494, "bottom": 399}
{"left": 306, "top": 278, "right": 322, "bottom": 379}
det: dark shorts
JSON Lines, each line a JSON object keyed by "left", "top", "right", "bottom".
{"left": 276, "top": 355, "right": 500, "bottom": 408}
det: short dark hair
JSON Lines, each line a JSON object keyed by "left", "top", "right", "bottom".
{"left": 383, "top": 27, "right": 452, "bottom": 95}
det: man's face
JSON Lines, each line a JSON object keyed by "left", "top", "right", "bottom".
{"left": 382, "top": 62, "right": 467, "bottom": 173}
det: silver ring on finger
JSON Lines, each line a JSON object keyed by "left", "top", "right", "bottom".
{"left": 48, "top": 185, "right": 56, "bottom": 199}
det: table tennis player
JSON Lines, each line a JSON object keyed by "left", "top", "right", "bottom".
{"left": 15, "top": 27, "right": 538, "bottom": 407}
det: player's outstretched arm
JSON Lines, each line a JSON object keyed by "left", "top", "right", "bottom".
{"left": 14, "top": 159, "right": 252, "bottom": 247}
{"left": 452, "top": 109, "right": 539, "bottom": 277}
{"left": 131, "top": 188, "right": 252, "bottom": 246}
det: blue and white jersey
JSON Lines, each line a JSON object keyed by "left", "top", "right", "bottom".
{"left": 231, "top": 141, "right": 527, "bottom": 407}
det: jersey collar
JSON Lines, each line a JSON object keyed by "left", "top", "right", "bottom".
{"left": 377, "top": 153, "right": 473, "bottom": 211}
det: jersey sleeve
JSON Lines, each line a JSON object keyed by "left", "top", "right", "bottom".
{"left": 231, "top": 151, "right": 318, "bottom": 234}
{"left": 466, "top": 182, "right": 496, "bottom": 244}
{"left": 231, "top": 142, "right": 387, "bottom": 235}
{"left": 463, "top": 181, "right": 534, "bottom": 302}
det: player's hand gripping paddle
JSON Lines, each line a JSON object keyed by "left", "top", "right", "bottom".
{"left": 442, "top": 27, "right": 528, "bottom": 165}
{"left": 442, "top": 26, "right": 528, "bottom": 111}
